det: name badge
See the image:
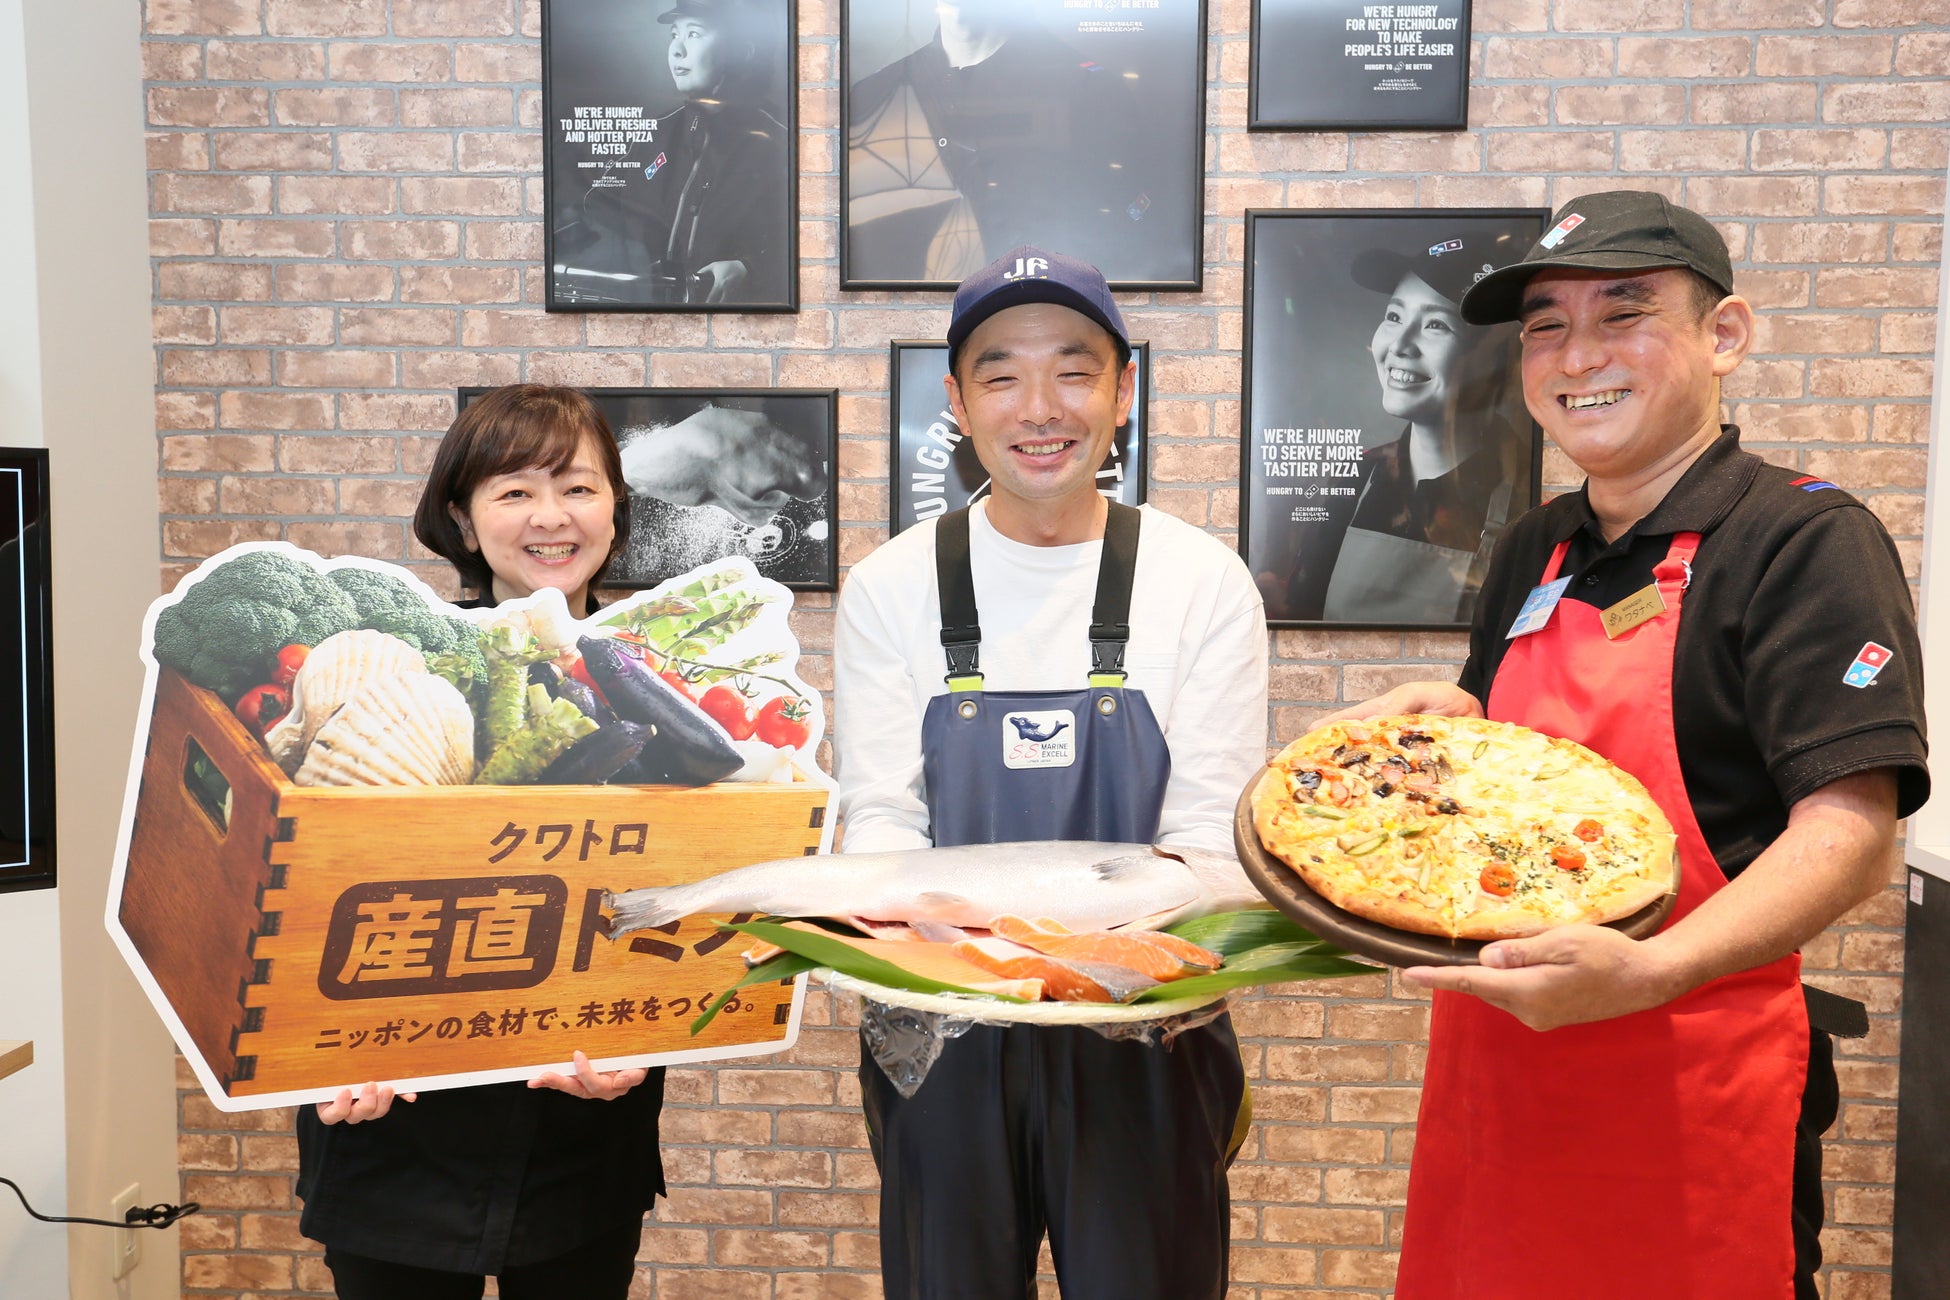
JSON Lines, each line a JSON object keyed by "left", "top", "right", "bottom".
{"left": 1601, "top": 583, "right": 1667, "bottom": 639}
{"left": 1507, "top": 576, "right": 1573, "bottom": 639}
{"left": 1002, "top": 709, "right": 1076, "bottom": 770}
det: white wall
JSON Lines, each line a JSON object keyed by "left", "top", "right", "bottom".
{"left": 1, "top": 0, "right": 176, "bottom": 1295}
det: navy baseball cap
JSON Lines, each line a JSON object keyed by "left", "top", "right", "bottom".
{"left": 946, "top": 246, "right": 1129, "bottom": 366}
{"left": 1460, "top": 191, "right": 1735, "bottom": 325}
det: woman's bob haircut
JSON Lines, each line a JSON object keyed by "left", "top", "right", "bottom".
{"left": 413, "top": 385, "right": 631, "bottom": 601}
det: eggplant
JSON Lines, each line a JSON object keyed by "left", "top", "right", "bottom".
{"left": 537, "top": 720, "right": 651, "bottom": 785}
{"left": 577, "top": 635, "right": 743, "bottom": 787}
{"left": 552, "top": 670, "right": 619, "bottom": 728}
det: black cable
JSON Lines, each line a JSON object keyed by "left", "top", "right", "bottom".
{"left": 0, "top": 1177, "right": 199, "bottom": 1230}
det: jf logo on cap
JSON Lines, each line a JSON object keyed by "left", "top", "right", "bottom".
{"left": 947, "top": 246, "right": 1130, "bottom": 365}
{"left": 1458, "top": 191, "right": 1736, "bottom": 325}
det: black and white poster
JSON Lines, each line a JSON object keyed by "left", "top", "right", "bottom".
{"left": 1241, "top": 209, "right": 1545, "bottom": 628}
{"left": 889, "top": 341, "right": 1148, "bottom": 534}
{"left": 842, "top": 0, "right": 1207, "bottom": 291}
{"left": 1251, "top": 0, "right": 1471, "bottom": 131}
{"left": 0, "top": 449, "right": 52, "bottom": 893}
{"left": 543, "top": 0, "right": 797, "bottom": 311}
{"left": 461, "top": 388, "right": 836, "bottom": 590}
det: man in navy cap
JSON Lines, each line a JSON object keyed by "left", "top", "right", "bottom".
{"left": 1328, "top": 191, "right": 1927, "bottom": 1299}
{"left": 833, "top": 247, "right": 1268, "bottom": 1299}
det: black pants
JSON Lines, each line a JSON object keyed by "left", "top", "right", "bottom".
{"left": 861, "top": 1014, "right": 1247, "bottom": 1300}
{"left": 322, "top": 1218, "right": 642, "bottom": 1300}
{"left": 1792, "top": 1027, "right": 1840, "bottom": 1300}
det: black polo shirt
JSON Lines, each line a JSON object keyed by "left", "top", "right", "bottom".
{"left": 1457, "top": 426, "right": 1928, "bottom": 880}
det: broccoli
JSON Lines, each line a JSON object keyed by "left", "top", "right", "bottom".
{"left": 328, "top": 567, "right": 488, "bottom": 705}
{"left": 152, "top": 550, "right": 360, "bottom": 700}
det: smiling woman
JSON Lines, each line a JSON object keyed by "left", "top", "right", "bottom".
{"left": 413, "top": 385, "right": 632, "bottom": 618}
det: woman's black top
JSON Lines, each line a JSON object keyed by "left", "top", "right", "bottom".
{"left": 295, "top": 594, "right": 666, "bottom": 1274}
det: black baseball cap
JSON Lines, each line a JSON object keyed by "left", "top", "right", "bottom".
{"left": 1352, "top": 229, "right": 1527, "bottom": 310}
{"left": 657, "top": 0, "right": 747, "bottom": 23}
{"left": 947, "top": 246, "right": 1129, "bottom": 367}
{"left": 1459, "top": 191, "right": 1735, "bottom": 325}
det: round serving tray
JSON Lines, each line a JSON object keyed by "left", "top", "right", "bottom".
{"left": 818, "top": 970, "right": 1227, "bottom": 1024}
{"left": 1234, "top": 767, "right": 1679, "bottom": 968}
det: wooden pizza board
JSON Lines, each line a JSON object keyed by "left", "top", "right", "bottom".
{"left": 1233, "top": 766, "right": 1679, "bottom": 968}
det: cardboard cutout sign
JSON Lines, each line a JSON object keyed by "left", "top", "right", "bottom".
{"left": 107, "top": 544, "right": 832, "bottom": 1111}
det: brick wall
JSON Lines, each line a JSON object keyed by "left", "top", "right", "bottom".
{"left": 144, "top": 0, "right": 1945, "bottom": 1296}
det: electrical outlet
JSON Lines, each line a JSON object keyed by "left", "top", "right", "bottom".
{"left": 109, "top": 1183, "right": 141, "bottom": 1282}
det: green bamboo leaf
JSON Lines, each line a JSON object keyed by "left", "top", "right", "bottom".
{"left": 723, "top": 920, "right": 1031, "bottom": 1003}
{"left": 689, "top": 951, "right": 818, "bottom": 1036}
{"left": 1165, "top": 909, "right": 1333, "bottom": 956}
{"left": 1128, "top": 943, "right": 1380, "bottom": 1004}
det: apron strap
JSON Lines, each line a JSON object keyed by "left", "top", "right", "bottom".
{"left": 934, "top": 507, "right": 984, "bottom": 691}
{"left": 933, "top": 502, "right": 1143, "bottom": 691}
{"left": 1088, "top": 502, "right": 1142, "bottom": 686}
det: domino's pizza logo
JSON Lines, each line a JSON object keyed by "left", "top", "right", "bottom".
{"left": 1429, "top": 238, "right": 1464, "bottom": 256}
{"left": 1539, "top": 213, "right": 1586, "bottom": 249}
{"left": 644, "top": 151, "right": 668, "bottom": 179}
{"left": 1844, "top": 641, "right": 1893, "bottom": 689}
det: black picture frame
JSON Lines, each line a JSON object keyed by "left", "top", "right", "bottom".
{"left": 1240, "top": 207, "right": 1547, "bottom": 629}
{"left": 840, "top": 0, "right": 1208, "bottom": 292}
{"left": 887, "top": 340, "right": 1149, "bottom": 535}
{"left": 459, "top": 388, "right": 837, "bottom": 591}
{"left": 1249, "top": 0, "right": 1472, "bottom": 132}
{"left": 542, "top": 0, "right": 799, "bottom": 312}
{"left": 0, "top": 449, "right": 53, "bottom": 894}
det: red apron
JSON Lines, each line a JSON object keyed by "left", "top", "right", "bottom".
{"left": 1396, "top": 533, "right": 1809, "bottom": 1300}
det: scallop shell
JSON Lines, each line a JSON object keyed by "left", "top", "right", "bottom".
{"left": 266, "top": 630, "right": 427, "bottom": 772}
{"left": 293, "top": 673, "right": 475, "bottom": 787}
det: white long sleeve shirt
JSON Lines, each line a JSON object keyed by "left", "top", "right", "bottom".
{"left": 833, "top": 503, "right": 1269, "bottom": 855}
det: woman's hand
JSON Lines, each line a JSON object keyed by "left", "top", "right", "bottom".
{"left": 700, "top": 259, "right": 749, "bottom": 303}
{"left": 315, "top": 1081, "right": 415, "bottom": 1125}
{"left": 528, "top": 1050, "right": 648, "bottom": 1101}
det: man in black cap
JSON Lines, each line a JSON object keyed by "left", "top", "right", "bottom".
{"left": 1326, "top": 191, "right": 1927, "bottom": 1298}
{"left": 630, "top": 0, "right": 789, "bottom": 304}
{"left": 833, "top": 246, "right": 1267, "bottom": 1299}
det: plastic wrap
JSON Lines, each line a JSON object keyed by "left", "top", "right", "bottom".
{"left": 856, "top": 992, "right": 1236, "bottom": 1097}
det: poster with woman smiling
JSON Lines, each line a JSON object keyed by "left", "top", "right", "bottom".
{"left": 1241, "top": 208, "right": 1547, "bottom": 628}
{"left": 544, "top": 0, "right": 797, "bottom": 311}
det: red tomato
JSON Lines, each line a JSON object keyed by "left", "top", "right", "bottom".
{"left": 271, "top": 643, "right": 310, "bottom": 688}
{"left": 699, "top": 684, "right": 758, "bottom": 740}
{"left": 235, "top": 682, "right": 292, "bottom": 738}
{"left": 755, "top": 695, "right": 813, "bottom": 749}
{"left": 1479, "top": 863, "right": 1517, "bottom": 897}
{"left": 1573, "top": 818, "right": 1604, "bottom": 842}
{"left": 1551, "top": 844, "right": 1588, "bottom": 872}
{"left": 659, "top": 669, "right": 702, "bottom": 704}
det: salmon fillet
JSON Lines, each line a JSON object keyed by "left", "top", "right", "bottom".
{"left": 951, "top": 936, "right": 1161, "bottom": 1003}
{"left": 989, "top": 916, "right": 1220, "bottom": 982}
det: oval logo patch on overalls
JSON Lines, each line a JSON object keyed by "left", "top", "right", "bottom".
{"left": 1002, "top": 709, "right": 1077, "bottom": 769}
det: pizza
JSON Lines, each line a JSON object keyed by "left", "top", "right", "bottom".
{"left": 1251, "top": 715, "right": 1677, "bottom": 941}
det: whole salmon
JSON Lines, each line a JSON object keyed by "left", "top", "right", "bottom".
{"left": 605, "top": 841, "right": 1263, "bottom": 937}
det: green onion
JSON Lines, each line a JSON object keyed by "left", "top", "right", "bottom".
{"left": 1341, "top": 833, "right": 1388, "bottom": 856}
{"left": 1535, "top": 763, "right": 1571, "bottom": 780}
{"left": 1473, "top": 740, "right": 1490, "bottom": 759}
{"left": 1303, "top": 805, "right": 1351, "bottom": 820}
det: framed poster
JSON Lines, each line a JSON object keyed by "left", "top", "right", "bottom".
{"left": 888, "top": 340, "right": 1149, "bottom": 535}
{"left": 461, "top": 388, "right": 836, "bottom": 591}
{"left": 841, "top": 0, "right": 1208, "bottom": 291}
{"left": 1250, "top": 0, "right": 1471, "bottom": 131}
{"left": 542, "top": 0, "right": 798, "bottom": 311}
{"left": 0, "top": 449, "right": 52, "bottom": 893}
{"left": 1241, "top": 208, "right": 1546, "bottom": 629}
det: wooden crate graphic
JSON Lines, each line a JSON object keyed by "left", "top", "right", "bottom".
{"left": 113, "top": 669, "right": 828, "bottom": 1110}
